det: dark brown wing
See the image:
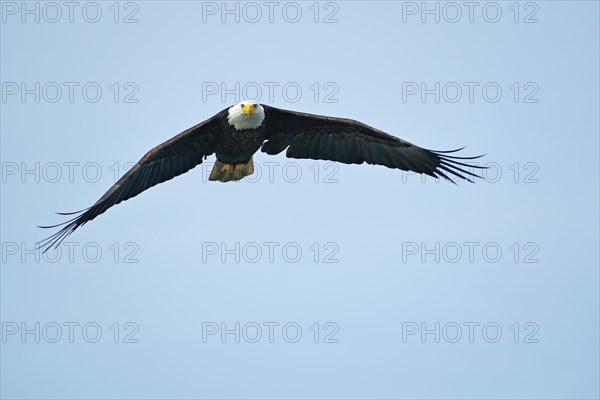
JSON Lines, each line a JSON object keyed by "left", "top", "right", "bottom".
{"left": 38, "top": 112, "right": 225, "bottom": 252}
{"left": 260, "top": 105, "right": 485, "bottom": 182}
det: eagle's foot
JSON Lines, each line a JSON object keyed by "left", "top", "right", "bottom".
{"left": 234, "top": 164, "right": 245, "bottom": 173}
{"left": 220, "top": 164, "right": 234, "bottom": 173}
{"left": 217, "top": 163, "right": 233, "bottom": 182}
{"left": 209, "top": 158, "right": 254, "bottom": 182}
{"left": 232, "top": 164, "right": 246, "bottom": 180}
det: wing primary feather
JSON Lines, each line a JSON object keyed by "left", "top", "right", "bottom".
{"left": 438, "top": 156, "right": 488, "bottom": 170}
{"left": 56, "top": 207, "right": 92, "bottom": 216}
{"left": 439, "top": 159, "right": 484, "bottom": 179}
{"left": 437, "top": 153, "right": 487, "bottom": 160}
{"left": 37, "top": 211, "right": 88, "bottom": 229}
{"left": 434, "top": 168, "right": 457, "bottom": 184}
{"left": 431, "top": 147, "right": 466, "bottom": 154}
{"left": 438, "top": 164, "right": 476, "bottom": 183}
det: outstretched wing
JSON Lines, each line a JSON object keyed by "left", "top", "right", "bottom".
{"left": 261, "top": 105, "right": 485, "bottom": 182}
{"left": 38, "top": 114, "right": 224, "bottom": 252}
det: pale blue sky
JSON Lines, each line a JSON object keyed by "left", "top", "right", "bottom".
{"left": 1, "top": 1, "right": 599, "bottom": 399}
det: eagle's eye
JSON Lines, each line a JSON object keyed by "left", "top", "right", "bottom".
{"left": 252, "top": 104, "right": 258, "bottom": 108}
{"left": 240, "top": 104, "right": 244, "bottom": 108}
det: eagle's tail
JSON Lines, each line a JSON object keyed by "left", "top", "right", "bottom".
{"left": 208, "top": 157, "right": 254, "bottom": 182}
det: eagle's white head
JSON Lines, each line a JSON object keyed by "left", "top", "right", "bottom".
{"left": 227, "top": 100, "right": 265, "bottom": 131}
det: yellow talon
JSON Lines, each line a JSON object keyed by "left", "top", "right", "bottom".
{"left": 220, "top": 164, "right": 234, "bottom": 173}
{"left": 234, "top": 164, "right": 245, "bottom": 173}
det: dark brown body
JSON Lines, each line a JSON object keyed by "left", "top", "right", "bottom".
{"left": 213, "top": 113, "right": 267, "bottom": 164}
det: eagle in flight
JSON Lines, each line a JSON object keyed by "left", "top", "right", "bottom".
{"left": 39, "top": 101, "right": 485, "bottom": 252}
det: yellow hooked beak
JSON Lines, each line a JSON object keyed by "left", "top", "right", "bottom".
{"left": 242, "top": 103, "right": 256, "bottom": 116}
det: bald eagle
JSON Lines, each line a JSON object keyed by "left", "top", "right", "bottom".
{"left": 38, "top": 101, "right": 485, "bottom": 252}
